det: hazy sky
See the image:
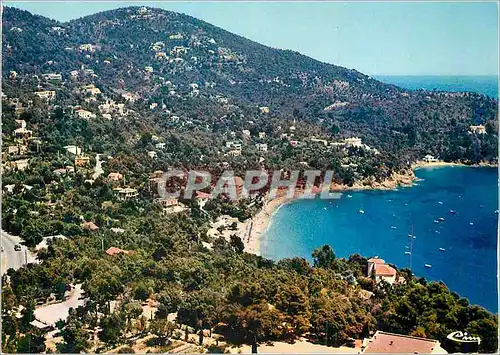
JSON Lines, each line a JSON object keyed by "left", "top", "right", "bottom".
{"left": 5, "top": 1, "right": 499, "bottom": 76}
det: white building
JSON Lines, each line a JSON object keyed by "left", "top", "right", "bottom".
{"left": 423, "top": 154, "right": 438, "bottom": 163}
{"left": 256, "top": 143, "right": 268, "bottom": 152}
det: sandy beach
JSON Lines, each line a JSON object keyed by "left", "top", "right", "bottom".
{"left": 239, "top": 194, "right": 292, "bottom": 254}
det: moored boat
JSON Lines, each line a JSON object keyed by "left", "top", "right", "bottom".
{"left": 439, "top": 248, "right": 446, "bottom": 252}
{"left": 425, "top": 264, "right": 432, "bottom": 268}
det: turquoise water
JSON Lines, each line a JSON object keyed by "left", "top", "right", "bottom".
{"left": 375, "top": 75, "right": 498, "bottom": 99}
{"left": 261, "top": 167, "right": 498, "bottom": 312}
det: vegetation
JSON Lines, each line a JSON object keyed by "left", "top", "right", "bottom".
{"left": 1, "top": 5, "right": 498, "bottom": 354}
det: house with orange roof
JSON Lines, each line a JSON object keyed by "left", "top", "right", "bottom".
{"left": 105, "top": 247, "right": 133, "bottom": 256}
{"left": 367, "top": 257, "right": 397, "bottom": 284}
{"left": 362, "top": 331, "right": 447, "bottom": 353}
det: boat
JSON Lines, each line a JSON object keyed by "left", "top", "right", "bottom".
{"left": 469, "top": 222, "right": 474, "bottom": 226}
{"left": 495, "top": 210, "right": 499, "bottom": 214}
{"left": 438, "top": 217, "right": 445, "bottom": 222}
{"left": 405, "top": 251, "right": 411, "bottom": 255}
{"left": 425, "top": 264, "right": 432, "bottom": 268}
{"left": 405, "top": 246, "right": 409, "bottom": 249}
{"left": 438, "top": 201, "right": 443, "bottom": 205}
{"left": 359, "top": 209, "right": 365, "bottom": 214}
{"left": 449, "top": 210, "right": 456, "bottom": 214}
{"left": 323, "top": 207, "right": 327, "bottom": 210}
{"left": 391, "top": 226, "right": 397, "bottom": 229}
{"left": 435, "top": 230, "right": 440, "bottom": 234}
{"left": 347, "top": 195, "right": 353, "bottom": 198}
{"left": 433, "top": 220, "right": 439, "bottom": 224}
{"left": 439, "top": 248, "right": 446, "bottom": 252}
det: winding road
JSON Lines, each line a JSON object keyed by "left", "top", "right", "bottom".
{"left": 92, "top": 153, "right": 103, "bottom": 180}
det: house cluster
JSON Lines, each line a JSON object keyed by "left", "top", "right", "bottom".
{"left": 2, "top": 119, "right": 35, "bottom": 171}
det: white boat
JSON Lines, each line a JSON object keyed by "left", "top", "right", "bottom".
{"left": 435, "top": 230, "right": 440, "bottom": 234}
{"left": 433, "top": 220, "right": 439, "bottom": 224}
{"left": 359, "top": 209, "right": 365, "bottom": 214}
{"left": 323, "top": 207, "right": 327, "bottom": 210}
{"left": 495, "top": 210, "right": 499, "bottom": 214}
{"left": 469, "top": 222, "right": 474, "bottom": 226}
{"left": 438, "top": 217, "right": 445, "bottom": 222}
{"left": 449, "top": 210, "right": 456, "bottom": 214}
{"left": 425, "top": 264, "right": 432, "bottom": 268}
{"left": 405, "top": 251, "right": 411, "bottom": 255}
{"left": 438, "top": 201, "right": 443, "bottom": 205}
{"left": 347, "top": 195, "right": 353, "bottom": 198}
{"left": 391, "top": 226, "right": 397, "bottom": 229}
{"left": 439, "top": 248, "right": 446, "bottom": 252}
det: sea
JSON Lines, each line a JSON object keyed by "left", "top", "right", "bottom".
{"left": 374, "top": 75, "right": 498, "bottom": 99}
{"left": 261, "top": 76, "right": 499, "bottom": 312}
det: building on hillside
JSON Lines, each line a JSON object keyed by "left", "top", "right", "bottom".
{"left": 35, "top": 91, "right": 56, "bottom": 100}
{"left": 362, "top": 331, "right": 447, "bottom": 353}
{"left": 225, "top": 141, "right": 242, "bottom": 151}
{"left": 75, "top": 109, "right": 96, "bottom": 119}
{"left": 116, "top": 187, "right": 139, "bottom": 200}
{"left": 367, "top": 257, "right": 397, "bottom": 284}
{"left": 469, "top": 125, "right": 487, "bottom": 135}
{"left": 42, "top": 73, "right": 62, "bottom": 81}
{"left": 7, "top": 145, "right": 27, "bottom": 155}
{"left": 13, "top": 159, "right": 29, "bottom": 171}
{"left": 344, "top": 137, "right": 363, "bottom": 147}
{"left": 64, "top": 145, "right": 82, "bottom": 155}
{"left": 107, "top": 172, "right": 123, "bottom": 182}
{"left": 256, "top": 143, "right": 268, "bottom": 152}
{"left": 155, "top": 198, "right": 188, "bottom": 215}
{"left": 81, "top": 84, "right": 101, "bottom": 96}
{"left": 81, "top": 221, "right": 99, "bottom": 231}
{"left": 423, "top": 154, "right": 438, "bottom": 163}
{"left": 74, "top": 156, "right": 90, "bottom": 166}
{"left": 105, "top": 247, "right": 133, "bottom": 256}
{"left": 14, "top": 127, "right": 33, "bottom": 139}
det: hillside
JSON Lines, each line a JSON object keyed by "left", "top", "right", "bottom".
{"left": 2, "top": 5, "right": 498, "bottom": 174}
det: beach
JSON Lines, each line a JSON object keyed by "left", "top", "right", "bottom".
{"left": 239, "top": 194, "right": 292, "bottom": 254}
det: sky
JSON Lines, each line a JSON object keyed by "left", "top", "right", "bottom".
{"left": 4, "top": 1, "right": 499, "bottom": 76}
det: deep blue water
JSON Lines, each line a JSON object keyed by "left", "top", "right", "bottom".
{"left": 261, "top": 167, "right": 498, "bottom": 312}
{"left": 374, "top": 75, "right": 498, "bottom": 99}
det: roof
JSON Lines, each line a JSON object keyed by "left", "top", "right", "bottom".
{"left": 105, "top": 247, "right": 132, "bottom": 256}
{"left": 364, "top": 331, "right": 445, "bottom": 354}
{"left": 81, "top": 221, "right": 99, "bottom": 231}
{"left": 375, "top": 264, "right": 397, "bottom": 277}
{"left": 368, "top": 258, "right": 385, "bottom": 264}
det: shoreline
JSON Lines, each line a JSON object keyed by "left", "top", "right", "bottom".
{"left": 240, "top": 160, "right": 497, "bottom": 255}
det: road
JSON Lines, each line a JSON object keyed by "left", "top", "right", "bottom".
{"left": 1, "top": 230, "right": 36, "bottom": 275}
{"left": 34, "top": 284, "right": 85, "bottom": 326}
{"left": 92, "top": 153, "right": 103, "bottom": 180}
